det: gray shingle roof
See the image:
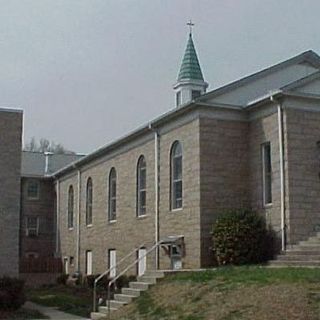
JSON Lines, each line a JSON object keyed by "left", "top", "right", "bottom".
{"left": 21, "top": 151, "right": 84, "bottom": 177}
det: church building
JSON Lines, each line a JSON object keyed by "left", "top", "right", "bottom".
{"left": 51, "top": 30, "right": 320, "bottom": 275}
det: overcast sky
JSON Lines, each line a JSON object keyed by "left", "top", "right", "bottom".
{"left": 1, "top": 0, "right": 320, "bottom": 153}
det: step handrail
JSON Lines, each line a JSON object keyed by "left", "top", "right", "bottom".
{"left": 93, "top": 243, "right": 145, "bottom": 312}
{"left": 106, "top": 239, "right": 164, "bottom": 316}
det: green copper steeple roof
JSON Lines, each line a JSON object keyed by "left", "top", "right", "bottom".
{"left": 177, "top": 33, "right": 204, "bottom": 82}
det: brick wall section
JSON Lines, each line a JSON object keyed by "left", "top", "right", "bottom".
{"left": 0, "top": 110, "right": 22, "bottom": 277}
{"left": 20, "top": 178, "right": 56, "bottom": 259}
{"left": 199, "top": 117, "right": 249, "bottom": 266}
{"left": 58, "top": 119, "right": 202, "bottom": 275}
{"left": 284, "top": 108, "right": 320, "bottom": 243}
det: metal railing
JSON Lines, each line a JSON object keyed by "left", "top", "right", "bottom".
{"left": 106, "top": 239, "right": 164, "bottom": 317}
{"left": 92, "top": 244, "right": 145, "bottom": 312}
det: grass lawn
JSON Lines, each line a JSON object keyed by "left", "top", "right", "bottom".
{"left": 26, "top": 285, "right": 93, "bottom": 318}
{"left": 110, "top": 266, "right": 320, "bottom": 320}
{"left": 0, "top": 307, "right": 49, "bottom": 319}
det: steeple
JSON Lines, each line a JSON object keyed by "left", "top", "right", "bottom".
{"left": 174, "top": 22, "right": 208, "bottom": 107}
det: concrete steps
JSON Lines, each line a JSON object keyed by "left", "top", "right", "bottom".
{"left": 269, "top": 233, "right": 320, "bottom": 267}
{"left": 90, "top": 270, "right": 165, "bottom": 319}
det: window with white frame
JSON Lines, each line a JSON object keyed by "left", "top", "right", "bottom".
{"left": 26, "top": 216, "right": 39, "bottom": 237}
{"left": 170, "top": 141, "right": 183, "bottom": 210}
{"left": 86, "top": 178, "right": 93, "bottom": 225}
{"left": 27, "top": 180, "right": 40, "bottom": 200}
{"left": 108, "top": 168, "right": 117, "bottom": 221}
{"left": 262, "top": 142, "right": 272, "bottom": 205}
{"left": 137, "top": 156, "right": 147, "bottom": 216}
{"left": 68, "top": 185, "right": 74, "bottom": 229}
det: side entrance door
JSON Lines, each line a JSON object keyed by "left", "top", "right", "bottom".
{"left": 138, "top": 248, "right": 147, "bottom": 276}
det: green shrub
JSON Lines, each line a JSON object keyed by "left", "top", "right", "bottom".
{"left": 56, "top": 274, "right": 69, "bottom": 285}
{"left": 0, "top": 277, "right": 25, "bottom": 310}
{"left": 212, "top": 209, "right": 274, "bottom": 265}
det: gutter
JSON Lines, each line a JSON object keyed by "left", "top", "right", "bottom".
{"left": 270, "top": 95, "right": 286, "bottom": 251}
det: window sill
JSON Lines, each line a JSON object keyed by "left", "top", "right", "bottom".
{"left": 108, "top": 220, "right": 117, "bottom": 224}
{"left": 86, "top": 224, "right": 93, "bottom": 228}
{"left": 68, "top": 227, "right": 74, "bottom": 231}
{"left": 137, "top": 214, "right": 149, "bottom": 220}
{"left": 264, "top": 203, "right": 273, "bottom": 209}
{"left": 171, "top": 207, "right": 183, "bottom": 213}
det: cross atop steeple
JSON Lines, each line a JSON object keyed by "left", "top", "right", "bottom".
{"left": 187, "top": 19, "right": 194, "bottom": 35}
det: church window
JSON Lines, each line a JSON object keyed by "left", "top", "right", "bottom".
{"left": 108, "top": 168, "right": 117, "bottom": 221}
{"left": 68, "top": 185, "right": 74, "bottom": 229}
{"left": 170, "top": 141, "right": 183, "bottom": 210}
{"left": 137, "top": 156, "right": 147, "bottom": 216}
{"left": 262, "top": 142, "right": 272, "bottom": 205}
{"left": 86, "top": 178, "right": 93, "bottom": 225}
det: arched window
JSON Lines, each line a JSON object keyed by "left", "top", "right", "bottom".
{"left": 170, "top": 141, "right": 183, "bottom": 210}
{"left": 137, "top": 156, "right": 147, "bottom": 216}
{"left": 68, "top": 185, "right": 74, "bottom": 228}
{"left": 108, "top": 168, "right": 117, "bottom": 221}
{"left": 86, "top": 178, "right": 93, "bottom": 225}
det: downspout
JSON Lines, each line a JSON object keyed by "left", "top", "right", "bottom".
{"left": 271, "top": 96, "right": 286, "bottom": 251}
{"left": 149, "top": 123, "right": 160, "bottom": 269}
{"left": 76, "top": 169, "right": 81, "bottom": 272}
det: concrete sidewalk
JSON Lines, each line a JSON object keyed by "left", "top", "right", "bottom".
{"left": 24, "top": 301, "right": 89, "bottom": 320}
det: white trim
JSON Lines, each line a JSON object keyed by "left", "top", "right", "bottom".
{"left": 137, "top": 214, "right": 149, "bottom": 220}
